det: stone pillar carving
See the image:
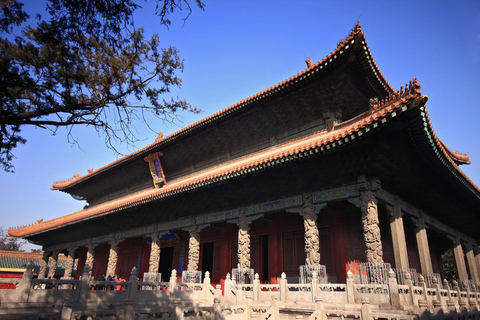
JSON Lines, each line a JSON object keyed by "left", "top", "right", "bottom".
{"left": 148, "top": 232, "right": 161, "bottom": 273}
{"left": 450, "top": 236, "right": 469, "bottom": 283}
{"left": 360, "top": 191, "right": 383, "bottom": 264}
{"left": 411, "top": 215, "right": 433, "bottom": 274}
{"left": 302, "top": 193, "right": 320, "bottom": 266}
{"left": 63, "top": 247, "right": 76, "bottom": 278}
{"left": 47, "top": 251, "right": 59, "bottom": 278}
{"left": 106, "top": 239, "right": 119, "bottom": 277}
{"left": 85, "top": 243, "right": 96, "bottom": 276}
{"left": 387, "top": 204, "right": 409, "bottom": 270}
{"left": 38, "top": 251, "right": 50, "bottom": 279}
{"left": 237, "top": 209, "right": 251, "bottom": 269}
{"left": 464, "top": 242, "right": 480, "bottom": 283}
{"left": 187, "top": 223, "right": 200, "bottom": 271}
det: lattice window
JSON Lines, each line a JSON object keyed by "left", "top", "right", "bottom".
{"left": 283, "top": 234, "right": 295, "bottom": 271}
{"left": 320, "top": 228, "right": 333, "bottom": 271}
{"left": 231, "top": 238, "right": 239, "bottom": 268}
{"left": 251, "top": 237, "right": 260, "bottom": 272}
{"left": 283, "top": 230, "right": 305, "bottom": 273}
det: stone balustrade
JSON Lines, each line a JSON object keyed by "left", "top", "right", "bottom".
{"left": 0, "top": 263, "right": 480, "bottom": 320}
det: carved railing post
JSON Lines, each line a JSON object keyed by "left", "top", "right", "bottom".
{"left": 78, "top": 265, "right": 92, "bottom": 302}
{"left": 237, "top": 209, "right": 251, "bottom": 269}
{"left": 148, "top": 232, "right": 161, "bottom": 274}
{"left": 361, "top": 299, "right": 373, "bottom": 320}
{"left": 61, "top": 301, "right": 74, "bottom": 320}
{"left": 311, "top": 271, "right": 318, "bottom": 302}
{"left": 127, "top": 266, "right": 138, "bottom": 300}
{"left": 388, "top": 269, "right": 400, "bottom": 307}
{"left": 169, "top": 269, "right": 177, "bottom": 294}
{"left": 418, "top": 275, "right": 428, "bottom": 308}
{"left": 253, "top": 273, "right": 260, "bottom": 301}
{"left": 280, "top": 272, "right": 287, "bottom": 302}
{"left": 405, "top": 271, "right": 417, "bottom": 307}
{"left": 224, "top": 273, "right": 235, "bottom": 304}
{"left": 204, "top": 271, "right": 211, "bottom": 299}
{"left": 16, "top": 261, "right": 34, "bottom": 303}
{"left": 174, "top": 300, "right": 184, "bottom": 320}
{"left": 214, "top": 298, "right": 222, "bottom": 320}
{"left": 346, "top": 270, "right": 355, "bottom": 304}
{"left": 47, "top": 251, "right": 59, "bottom": 279}
{"left": 106, "top": 239, "right": 119, "bottom": 277}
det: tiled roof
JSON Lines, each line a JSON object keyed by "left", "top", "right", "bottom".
{"left": 9, "top": 25, "right": 479, "bottom": 239}
{"left": 51, "top": 22, "right": 394, "bottom": 191}
{"left": 11, "top": 78, "right": 479, "bottom": 238}
{"left": 0, "top": 250, "right": 75, "bottom": 274}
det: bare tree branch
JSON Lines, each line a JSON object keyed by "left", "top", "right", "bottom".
{"left": 0, "top": 0, "right": 204, "bottom": 172}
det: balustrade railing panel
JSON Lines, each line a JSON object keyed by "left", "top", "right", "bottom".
{"left": 299, "top": 264, "right": 326, "bottom": 284}
{"left": 232, "top": 268, "right": 254, "bottom": 284}
{"left": 394, "top": 268, "right": 417, "bottom": 285}
{"left": 359, "top": 263, "right": 391, "bottom": 285}
{"left": 423, "top": 273, "right": 441, "bottom": 288}
{"left": 181, "top": 270, "right": 202, "bottom": 283}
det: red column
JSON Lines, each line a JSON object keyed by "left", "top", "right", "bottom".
{"left": 268, "top": 218, "right": 282, "bottom": 284}
{"left": 220, "top": 224, "right": 232, "bottom": 277}
{"left": 332, "top": 210, "right": 348, "bottom": 283}
{"left": 75, "top": 246, "right": 87, "bottom": 280}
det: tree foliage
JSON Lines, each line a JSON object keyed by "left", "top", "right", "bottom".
{"left": 0, "top": 0, "right": 204, "bottom": 171}
{"left": 0, "top": 226, "right": 26, "bottom": 251}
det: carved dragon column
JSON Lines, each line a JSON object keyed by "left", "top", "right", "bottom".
{"left": 85, "top": 243, "right": 97, "bottom": 276}
{"left": 106, "top": 239, "right": 119, "bottom": 277}
{"left": 38, "top": 251, "right": 50, "bottom": 279}
{"left": 63, "top": 247, "right": 76, "bottom": 278}
{"left": 47, "top": 251, "right": 59, "bottom": 278}
{"left": 237, "top": 209, "right": 251, "bottom": 269}
{"left": 148, "top": 232, "right": 161, "bottom": 274}
{"left": 302, "top": 193, "right": 321, "bottom": 266}
{"left": 187, "top": 222, "right": 201, "bottom": 271}
{"left": 356, "top": 176, "right": 384, "bottom": 265}
{"left": 360, "top": 191, "right": 383, "bottom": 264}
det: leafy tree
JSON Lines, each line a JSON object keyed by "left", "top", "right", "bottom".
{"left": 0, "top": 227, "right": 26, "bottom": 251}
{"left": 30, "top": 248, "right": 42, "bottom": 253}
{"left": 0, "top": 0, "right": 204, "bottom": 171}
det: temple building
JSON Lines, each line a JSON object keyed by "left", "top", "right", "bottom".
{"left": 7, "top": 23, "right": 480, "bottom": 290}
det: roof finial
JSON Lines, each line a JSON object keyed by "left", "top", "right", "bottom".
{"left": 305, "top": 58, "right": 313, "bottom": 69}
{"left": 353, "top": 21, "right": 362, "bottom": 33}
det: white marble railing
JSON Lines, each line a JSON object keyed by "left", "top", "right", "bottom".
{"left": 1, "top": 263, "right": 480, "bottom": 320}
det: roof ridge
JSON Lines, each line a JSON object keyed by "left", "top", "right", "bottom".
{"left": 10, "top": 84, "right": 424, "bottom": 238}
{"left": 50, "top": 24, "right": 375, "bottom": 191}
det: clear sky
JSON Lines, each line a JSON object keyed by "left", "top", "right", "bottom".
{"left": 2, "top": 1, "right": 480, "bottom": 251}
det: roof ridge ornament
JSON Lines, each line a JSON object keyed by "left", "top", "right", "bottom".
{"left": 369, "top": 77, "right": 427, "bottom": 113}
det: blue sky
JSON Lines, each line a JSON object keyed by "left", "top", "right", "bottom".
{"left": 1, "top": 1, "right": 480, "bottom": 250}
